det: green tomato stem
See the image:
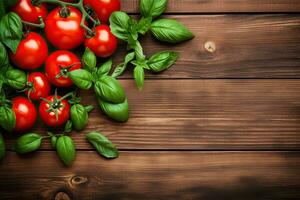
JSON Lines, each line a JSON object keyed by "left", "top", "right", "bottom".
{"left": 22, "top": 17, "right": 45, "bottom": 29}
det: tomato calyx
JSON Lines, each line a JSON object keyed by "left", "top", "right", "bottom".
{"left": 59, "top": 6, "right": 71, "bottom": 18}
{"left": 40, "top": 90, "right": 73, "bottom": 121}
{"left": 55, "top": 63, "right": 81, "bottom": 79}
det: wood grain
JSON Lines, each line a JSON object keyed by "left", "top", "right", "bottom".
{"left": 121, "top": 0, "right": 300, "bottom": 13}
{"left": 113, "top": 15, "right": 300, "bottom": 78}
{"left": 0, "top": 151, "right": 299, "bottom": 200}
{"left": 4, "top": 80, "right": 300, "bottom": 150}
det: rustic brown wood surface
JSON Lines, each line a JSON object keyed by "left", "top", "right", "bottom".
{"left": 1, "top": 1, "right": 300, "bottom": 200}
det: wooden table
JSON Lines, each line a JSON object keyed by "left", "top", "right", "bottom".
{"left": 1, "top": 1, "right": 300, "bottom": 199}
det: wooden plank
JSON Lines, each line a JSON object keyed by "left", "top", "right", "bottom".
{"left": 113, "top": 15, "right": 300, "bottom": 78}
{"left": 3, "top": 80, "right": 300, "bottom": 150}
{"left": 121, "top": 0, "right": 300, "bottom": 13}
{"left": 0, "top": 151, "right": 299, "bottom": 199}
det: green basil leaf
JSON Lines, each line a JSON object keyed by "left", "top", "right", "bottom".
{"left": 140, "top": 0, "right": 167, "bottom": 18}
{"left": 94, "top": 76, "right": 126, "bottom": 104}
{"left": 68, "top": 69, "right": 93, "bottom": 90}
{"left": 0, "top": 133, "right": 5, "bottom": 160}
{"left": 131, "top": 40, "right": 145, "bottom": 61}
{"left": 4, "top": 0, "right": 18, "bottom": 10}
{"left": 151, "top": 19, "right": 194, "bottom": 44}
{"left": 109, "top": 11, "right": 131, "bottom": 41}
{"left": 70, "top": 104, "right": 88, "bottom": 131}
{"left": 134, "top": 65, "right": 145, "bottom": 90}
{"left": 148, "top": 51, "right": 179, "bottom": 72}
{"left": 97, "top": 59, "right": 112, "bottom": 77}
{"left": 137, "top": 17, "right": 152, "bottom": 35}
{"left": 98, "top": 98, "right": 129, "bottom": 122}
{"left": 0, "top": 106, "right": 16, "bottom": 132}
{"left": 82, "top": 48, "right": 97, "bottom": 72}
{"left": 0, "top": 42, "right": 9, "bottom": 68}
{"left": 0, "top": 12, "right": 23, "bottom": 53}
{"left": 86, "top": 132, "right": 119, "bottom": 159}
{"left": 5, "top": 69, "right": 26, "bottom": 89}
{"left": 0, "top": 1, "right": 5, "bottom": 23}
{"left": 85, "top": 105, "right": 94, "bottom": 113}
{"left": 51, "top": 135, "right": 57, "bottom": 149}
{"left": 64, "top": 120, "right": 73, "bottom": 133}
{"left": 56, "top": 136, "right": 76, "bottom": 166}
{"left": 13, "top": 133, "right": 42, "bottom": 154}
{"left": 111, "top": 52, "right": 135, "bottom": 78}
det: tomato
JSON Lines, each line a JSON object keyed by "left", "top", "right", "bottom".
{"left": 84, "top": 0, "right": 120, "bottom": 24}
{"left": 25, "top": 72, "right": 51, "bottom": 101}
{"left": 45, "top": 6, "right": 85, "bottom": 50}
{"left": 39, "top": 95, "right": 70, "bottom": 127}
{"left": 10, "top": 32, "right": 48, "bottom": 70}
{"left": 12, "top": 0, "right": 48, "bottom": 24}
{"left": 12, "top": 96, "right": 37, "bottom": 132}
{"left": 45, "top": 50, "right": 81, "bottom": 87}
{"left": 84, "top": 25, "right": 117, "bottom": 58}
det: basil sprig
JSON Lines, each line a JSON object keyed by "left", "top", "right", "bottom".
{"left": 13, "top": 133, "right": 42, "bottom": 154}
{"left": 86, "top": 131, "right": 119, "bottom": 159}
{"left": 0, "top": 12, "right": 23, "bottom": 53}
{"left": 109, "top": 0, "right": 193, "bottom": 89}
{"left": 56, "top": 135, "right": 76, "bottom": 166}
{"left": 70, "top": 104, "right": 90, "bottom": 131}
{"left": 0, "top": 133, "right": 5, "bottom": 160}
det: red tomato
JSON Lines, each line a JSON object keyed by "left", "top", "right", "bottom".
{"left": 39, "top": 95, "right": 70, "bottom": 127}
{"left": 45, "top": 50, "right": 81, "bottom": 87}
{"left": 45, "top": 6, "right": 85, "bottom": 50}
{"left": 12, "top": 96, "right": 37, "bottom": 132}
{"left": 25, "top": 72, "right": 51, "bottom": 101}
{"left": 10, "top": 32, "right": 48, "bottom": 70}
{"left": 12, "top": 0, "right": 47, "bottom": 24}
{"left": 84, "top": 25, "right": 117, "bottom": 58}
{"left": 84, "top": 0, "right": 120, "bottom": 24}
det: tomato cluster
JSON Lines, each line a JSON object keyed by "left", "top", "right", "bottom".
{"left": 8, "top": 0, "right": 120, "bottom": 132}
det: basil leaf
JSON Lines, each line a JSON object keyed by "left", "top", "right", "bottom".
{"left": 0, "top": 42, "right": 9, "bottom": 71}
{"left": 0, "top": 12, "right": 23, "bottom": 53}
{"left": 148, "top": 51, "right": 179, "bottom": 72}
{"left": 137, "top": 17, "right": 152, "bottom": 35}
{"left": 5, "top": 69, "right": 26, "bottom": 89}
{"left": 111, "top": 52, "right": 135, "bottom": 78}
{"left": 69, "top": 69, "right": 93, "bottom": 90}
{"left": 134, "top": 65, "right": 144, "bottom": 90}
{"left": 56, "top": 136, "right": 76, "bottom": 166}
{"left": 98, "top": 98, "right": 129, "bottom": 122}
{"left": 82, "top": 48, "right": 97, "bottom": 72}
{"left": 0, "top": 133, "right": 5, "bottom": 160}
{"left": 0, "top": 106, "right": 16, "bottom": 132}
{"left": 86, "top": 132, "right": 119, "bottom": 159}
{"left": 140, "top": 0, "right": 167, "bottom": 18}
{"left": 131, "top": 40, "right": 145, "bottom": 61}
{"left": 85, "top": 105, "right": 94, "bottom": 113}
{"left": 97, "top": 59, "right": 112, "bottom": 77}
{"left": 14, "top": 133, "right": 42, "bottom": 154}
{"left": 64, "top": 120, "right": 73, "bottom": 133}
{"left": 70, "top": 104, "right": 88, "bottom": 131}
{"left": 51, "top": 135, "right": 57, "bottom": 149}
{"left": 151, "top": 19, "right": 194, "bottom": 44}
{"left": 94, "top": 76, "right": 126, "bottom": 104}
{"left": 109, "top": 11, "right": 131, "bottom": 41}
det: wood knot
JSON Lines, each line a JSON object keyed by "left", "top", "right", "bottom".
{"left": 204, "top": 41, "right": 216, "bottom": 53}
{"left": 70, "top": 175, "right": 88, "bottom": 185}
{"left": 54, "top": 192, "right": 71, "bottom": 200}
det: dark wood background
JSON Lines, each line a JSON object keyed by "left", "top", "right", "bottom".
{"left": 1, "top": 1, "right": 300, "bottom": 199}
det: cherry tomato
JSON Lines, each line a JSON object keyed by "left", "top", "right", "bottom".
{"left": 45, "top": 6, "right": 85, "bottom": 50}
{"left": 84, "top": 25, "right": 117, "bottom": 58}
{"left": 10, "top": 32, "right": 48, "bottom": 70}
{"left": 84, "top": 0, "right": 120, "bottom": 24}
{"left": 12, "top": 96, "right": 37, "bottom": 132}
{"left": 45, "top": 50, "right": 81, "bottom": 87}
{"left": 12, "top": 0, "right": 48, "bottom": 24}
{"left": 25, "top": 72, "right": 51, "bottom": 101}
{"left": 39, "top": 95, "right": 70, "bottom": 127}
